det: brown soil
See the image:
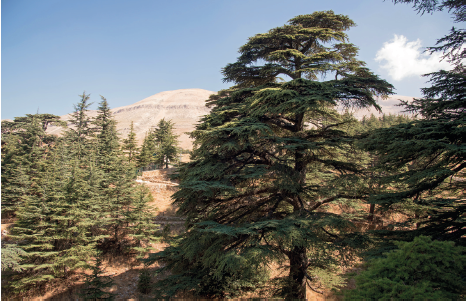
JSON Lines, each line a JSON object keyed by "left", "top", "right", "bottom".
{"left": 2, "top": 166, "right": 419, "bottom": 301}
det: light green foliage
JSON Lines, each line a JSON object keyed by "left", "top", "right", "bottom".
{"left": 343, "top": 236, "right": 466, "bottom": 300}
{"left": 1, "top": 244, "right": 27, "bottom": 272}
{"left": 79, "top": 257, "right": 115, "bottom": 301}
{"left": 148, "top": 10, "right": 393, "bottom": 300}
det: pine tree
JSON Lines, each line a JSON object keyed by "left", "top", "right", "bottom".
{"left": 153, "top": 119, "right": 179, "bottom": 169}
{"left": 122, "top": 121, "right": 139, "bottom": 163}
{"left": 148, "top": 11, "right": 393, "bottom": 300}
{"left": 360, "top": 0, "right": 466, "bottom": 253}
{"left": 126, "top": 184, "right": 159, "bottom": 256}
{"left": 1, "top": 244, "right": 26, "bottom": 273}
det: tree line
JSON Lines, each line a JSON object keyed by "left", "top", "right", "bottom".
{"left": 1, "top": 0, "right": 465, "bottom": 300}
{"left": 1, "top": 94, "right": 179, "bottom": 298}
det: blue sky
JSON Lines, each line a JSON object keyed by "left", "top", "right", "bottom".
{"left": 1, "top": 0, "right": 460, "bottom": 119}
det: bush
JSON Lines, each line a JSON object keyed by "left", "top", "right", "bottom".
{"left": 343, "top": 236, "right": 466, "bottom": 300}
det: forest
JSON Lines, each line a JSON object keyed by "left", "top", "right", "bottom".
{"left": 1, "top": 0, "right": 466, "bottom": 301}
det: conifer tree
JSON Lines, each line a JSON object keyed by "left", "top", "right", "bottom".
{"left": 360, "top": 0, "right": 466, "bottom": 252}
{"left": 79, "top": 257, "right": 116, "bottom": 301}
{"left": 1, "top": 132, "right": 29, "bottom": 215}
{"left": 65, "top": 92, "right": 95, "bottom": 161}
{"left": 1, "top": 244, "right": 26, "bottom": 273}
{"left": 1, "top": 114, "right": 62, "bottom": 215}
{"left": 153, "top": 118, "right": 179, "bottom": 169}
{"left": 10, "top": 95, "right": 102, "bottom": 290}
{"left": 343, "top": 236, "right": 466, "bottom": 300}
{"left": 137, "top": 132, "right": 156, "bottom": 168}
{"left": 122, "top": 121, "right": 139, "bottom": 163}
{"left": 92, "top": 97, "right": 158, "bottom": 253}
{"left": 148, "top": 11, "right": 393, "bottom": 300}
{"left": 11, "top": 139, "right": 100, "bottom": 289}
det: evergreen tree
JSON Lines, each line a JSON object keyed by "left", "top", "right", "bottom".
{"left": 148, "top": 11, "right": 393, "bottom": 300}
{"left": 126, "top": 184, "right": 159, "bottom": 256}
{"left": 10, "top": 95, "right": 102, "bottom": 290}
{"left": 343, "top": 236, "right": 466, "bottom": 300}
{"left": 360, "top": 0, "right": 466, "bottom": 253}
{"left": 137, "top": 132, "right": 156, "bottom": 168}
{"left": 1, "top": 114, "right": 62, "bottom": 215}
{"left": 92, "top": 97, "right": 158, "bottom": 254}
{"left": 79, "top": 257, "right": 115, "bottom": 301}
{"left": 1, "top": 244, "right": 26, "bottom": 273}
{"left": 11, "top": 139, "right": 100, "bottom": 289}
{"left": 65, "top": 92, "right": 95, "bottom": 161}
{"left": 153, "top": 119, "right": 179, "bottom": 169}
{"left": 122, "top": 121, "right": 139, "bottom": 163}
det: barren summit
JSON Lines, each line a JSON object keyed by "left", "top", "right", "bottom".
{"left": 47, "top": 88, "right": 215, "bottom": 150}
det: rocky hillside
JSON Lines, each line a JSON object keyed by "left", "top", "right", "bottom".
{"left": 46, "top": 88, "right": 215, "bottom": 150}
{"left": 44, "top": 90, "right": 412, "bottom": 150}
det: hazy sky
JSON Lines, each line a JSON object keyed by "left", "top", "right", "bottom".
{"left": 1, "top": 0, "right": 461, "bottom": 119}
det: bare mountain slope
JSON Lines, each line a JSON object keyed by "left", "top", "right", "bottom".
{"left": 47, "top": 88, "right": 215, "bottom": 150}
{"left": 46, "top": 89, "right": 413, "bottom": 150}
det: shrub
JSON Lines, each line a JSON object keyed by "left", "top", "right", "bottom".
{"left": 343, "top": 236, "right": 466, "bottom": 300}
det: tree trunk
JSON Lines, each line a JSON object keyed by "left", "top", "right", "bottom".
{"left": 286, "top": 246, "right": 307, "bottom": 300}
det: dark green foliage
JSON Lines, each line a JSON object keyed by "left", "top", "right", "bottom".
{"left": 136, "top": 119, "right": 180, "bottom": 169}
{"left": 126, "top": 185, "right": 159, "bottom": 256}
{"left": 79, "top": 257, "right": 115, "bottom": 301}
{"left": 153, "top": 118, "right": 179, "bottom": 169}
{"left": 361, "top": 0, "right": 466, "bottom": 253}
{"left": 136, "top": 132, "right": 156, "bottom": 168}
{"left": 92, "top": 97, "right": 159, "bottom": 254}
{"left": 150, "top": 228, "right": 271, "bottom": 300}
{"left": 8, "top": 94, "right": 158, "bottom": 292}
{"left": 148, "top": 10, "right": 393, "bottom": 300}
{"left": 137, "top": 266, "right": 152, "bottom": 294}
{"left": 11, "top": 139, "right": 100, "bottom": 289}
{"left": 64, "top": 92, "right": 95, "bottom": 161}
{"left": 343, "top": 236, "right": 466, "bottom": 300}
{"left": 1, "top": 114, "right": 63, "bottom": 215}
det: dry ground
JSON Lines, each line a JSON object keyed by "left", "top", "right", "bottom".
{"left": 2, "top": 167, "right": 390, "bottom": 301}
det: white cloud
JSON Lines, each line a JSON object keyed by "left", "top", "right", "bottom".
{"left": 375, "top": 34, "right": 452, "bottom": 81}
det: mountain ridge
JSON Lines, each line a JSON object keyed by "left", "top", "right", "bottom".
{"left": 41, "top": 89, "right": 413, "bottom": 151}
{"left": 46, "top": 88, "right": 215, "bottom": 150}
